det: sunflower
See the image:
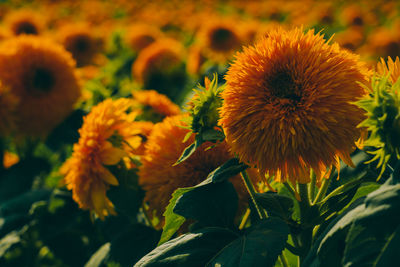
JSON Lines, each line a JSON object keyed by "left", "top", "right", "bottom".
{"left": 0, "top": 35, "right": 81, "bottom": 138}
{"left": 125, "top": 24, "right": 163, "bottom": 52}
{"left": 376, "top": 56, "right": 400, "bottom": 84}
{"left": 220, "top": 27, "right": 369, "bottom": 184}
{"left": 5, "top": 9, "right": 45, "bottom": 36}
{"left": 132, "top": 38, "right": 186, "bottom": 101}
{"left": 60, "top": 98, "right": 142, "bottom": 219}
{"left": 197, "top": 18, "right": 243, "bottom": 63}
{"left": 132, "top": 90, "right": 180, "bottom": 121}
{"left": 132, "top": 38, "right": 185, "bottom": 85}
{"left": 139, "top": 115, "right": 255, "bottom": 229}
{"left": 58, "top": 24, "right": 102, "bottom": 67}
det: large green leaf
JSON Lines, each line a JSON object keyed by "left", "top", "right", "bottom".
{"left": 173, "top": 181, "right": 238, "bottom": 229}
{"left": 304, "top": 178, "right": 400, "bottom": 267}
{"left": 254, "top": 192, "right": 294, "bottom": 221}
{"left": 135, "top": 227, "right": 238, "bottom": 267}
{"left": 342, "top": 183, "right": 400, "bottom": 266}
{"left": 159, "top": 158, "right": 245, "bottom": 245}
{"left": 206, "top": 218, "right": 289, "bottom": 267}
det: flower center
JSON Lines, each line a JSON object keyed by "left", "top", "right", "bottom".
{"left": 74, "top": 36, "right": 90, "bottom": 52}
{"left": 15, "top": 22, "right": 38, "bottom": 35}
{"left": 31, "top": 68, "right": 55, "bottom": 94}
{"left": 265, "top": 70, "right": 301, "bottom": 101}
{"left": 210, "top": 28, "right": 239, "bottom": 51}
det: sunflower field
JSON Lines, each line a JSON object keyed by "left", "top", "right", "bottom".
{"left": 1, "top": 0, "right": 400, "bottom": 266}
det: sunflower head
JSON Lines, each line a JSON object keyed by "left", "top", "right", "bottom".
{"left": 61, "top": 98, "right": 141, "bottom": 219}
{"left": 220, "top": 27, "right": 370, "bottom": 184}
{"left": 358, "top": 60, "right": 400, "bottom": 178}
{"left": 132, "top": 38, "right": 186, "bottom": 101}
{"left": 6, "top": 9, "right": 45, "bottom": 36}
{"left": 58, "top": 24, "right": 102, "bottom": 67}
{"left": 0, "top": 35, "right": 81, "bottom": 138}
{"left": 197, "top": 18, "right": 243, "bottom": 63}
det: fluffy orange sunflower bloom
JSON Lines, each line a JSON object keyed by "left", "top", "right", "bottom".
{"left": 60, "top": 98, "right": 142, "bottom": 220}
{"left": 132, "top": 90, "right": 180, "bottom": 119}
{"left": 0, "top": 36, "right": 81, "bottom": 138}
{"left": 139, "top": 115, "right": 256, "bottom": 229}
{"left": 220, "top": 27, "right": 369, "bottom": 184}
{"left": 376, "top": 56, "right": 400, "bottom": 84}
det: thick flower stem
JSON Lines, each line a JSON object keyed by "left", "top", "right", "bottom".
{"left": 240, "top": 170, "right": 266, "bottom": 219}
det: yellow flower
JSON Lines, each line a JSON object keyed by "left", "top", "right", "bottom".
{"left": 220, "top": 27, "right": 369, "bottom": 184}
{"left": 60, "top": 98, "right": 141, "bottom": 220}
{"left": 0, "top": 36, "right": 81, "bottom": 138}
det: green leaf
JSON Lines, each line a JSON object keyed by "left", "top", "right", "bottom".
{"left": 135, "top": 227, "right": 238, "bottom": 267}
{"left": 159, "top": 158, "right": 245, "bottom": 244}
{"left": 317, "top": 184, "right": 359, "bottom": 222}
{"left": 173, "top": 181, "right": 238, "bottom": 229}
{"left": 158, "top": 187, "right": 194, "bottom": 245}
{"left": 206, "top": 218, "right": 289, "bottom": 267}
{"left": 254, "top": 192, "right": 294, "bottom": 221}
{"left": 342, "top": 183, "right": 400, "bottom": 266}
{"left": 201, "top": 128, "right": 225, "bottom": 142}
{"left": 0, "top": 230, "right": 21, "bottom": 257}
{"left": 174, "top": 137, "right": 202, "bottom": 166}
{"left": 205, "top": 158, "right": 248, "bottom": 184}
{"left": 85, "top": 243, "right": 111, "bottom": 267}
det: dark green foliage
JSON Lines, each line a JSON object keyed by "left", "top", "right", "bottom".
{"left": 207, "top": 218, "right": 289, "bottom": 267}
{"left": 134, "top": 227, "right": 238, "bottom": 267}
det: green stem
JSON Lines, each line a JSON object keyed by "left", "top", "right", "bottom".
{"left": 309, "top": 170, "right": 316, "bottom": 202}
{"left": 240, "top": 170, "right": 267, "bottom": 219}
{"left": 312, "top": 178, "right": 331, "bottom": 205}
{"left": 239, "top": 208, "right": 251, "bottom": 230}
